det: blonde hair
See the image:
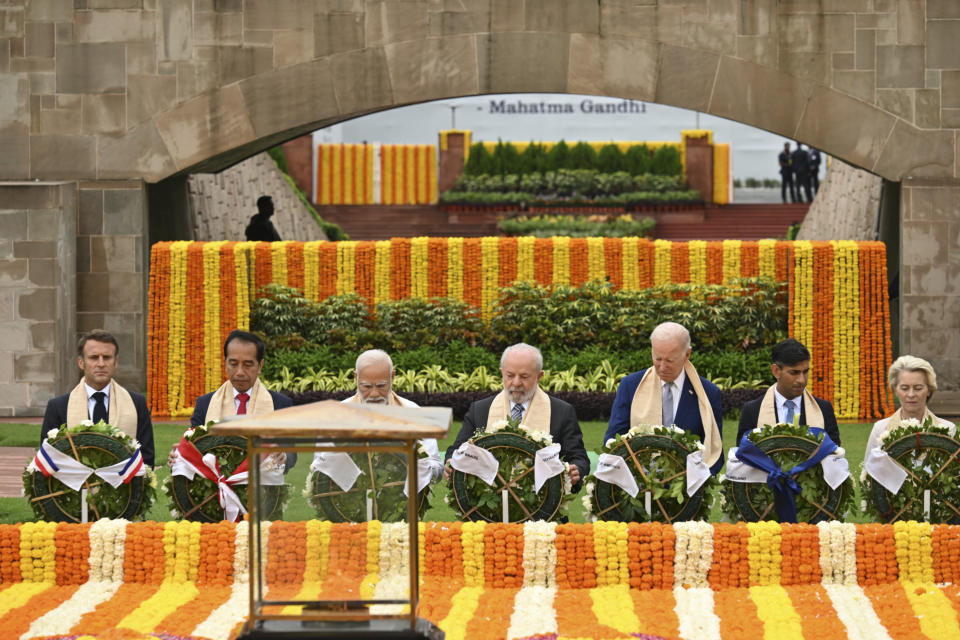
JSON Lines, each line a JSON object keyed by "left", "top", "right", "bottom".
{"left": 888, "top": 355, "right": 938, "bottom": 399}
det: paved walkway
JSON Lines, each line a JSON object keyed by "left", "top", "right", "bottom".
{"left": 0, "top": 447, "right": 33, "bottom": 498}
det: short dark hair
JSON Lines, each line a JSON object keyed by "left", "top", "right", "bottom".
{"left": 256, "top": 195, "right": 273, "bottom": 212}
{"left": 223, "top": 329, "right": 265, "bottom": 362}
{"left": 77, "top": 330, "right": 119, "bottom": 358}
{"left": 772, "top": 338, "right": 810, "bottom": 367}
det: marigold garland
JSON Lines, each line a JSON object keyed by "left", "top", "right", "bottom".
{"left": 11, "top": 520, "right": 960, "bottom": 639}
{"left": 147, "top": 239, "right": 893, "bottom": 419}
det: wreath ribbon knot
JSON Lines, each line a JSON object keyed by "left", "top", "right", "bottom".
{"left": 736, "top": 427, "right": 839, "bottom": 522}
{"left": 171, "top": 438, "right": 285, "bottom": 522}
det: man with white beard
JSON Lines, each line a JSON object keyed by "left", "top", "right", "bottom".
{"left": 340, "top": 349, "right": 443, "bottom": 480}
{"left": 443, "top": 343, "right": 589, "bottom": 491}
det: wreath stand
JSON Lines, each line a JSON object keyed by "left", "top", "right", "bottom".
{"left": 211, "top": 400, "right": 451, "bottom": 639}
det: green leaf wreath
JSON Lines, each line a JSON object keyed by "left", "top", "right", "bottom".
{"left": 721, "top": 422, "right": 855, "bottom": 523}
{"left": 164, "top": 421, "right": 290, "bottom": 522}
{"left": 305, "top": 442, "right": 433, "bottom": 522}
{"left": 23, "top": 420, "right": 157, "bottom": 522}
{"left": 448, "top": 418, "right": 572, "bottom": 523}
{"left": 862, "top": 416, "right": 960, "bottom": 523}
{"left": 584, "top": 423, "right": 718, "bottom": 523}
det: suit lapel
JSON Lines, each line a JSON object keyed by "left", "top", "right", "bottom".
{"left": 674, "top": 376, "right": 696, "bottom": 427}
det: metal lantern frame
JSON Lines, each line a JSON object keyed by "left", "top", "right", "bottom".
{"left": 210, "top": 400, "right": 451, "bottom": 639}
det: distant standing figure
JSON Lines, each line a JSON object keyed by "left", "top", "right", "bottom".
{"left": 808, "top": 147, "right": 822, "bottom": 194}
{"left": 792, "top": 143, "right": 812, "bottom": 203}
{"left": 778, "top": 142, "right": 796, "bottom": 203}
{"left": 245, "top": 195, "right": 281, "bottom": 242}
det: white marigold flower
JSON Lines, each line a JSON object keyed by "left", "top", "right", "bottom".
{"left": 859, "top": 468, "right": 867, "bottom": 483}
{"left": 46, "top": 428, "right": 59, "bottom": 440}
{"left": 834, "top": 447, "right": 845, "bottom": 457}
{"left": 604, "top": 438, "right": 616, "bottom": 448}
{"left": 80, "top": 420, "right": 94, "bottom": 427}
{"left": 718, "top": 474, "right": 726, "bottom": 483}
{"left": 184, "top": 428, "right": 196, "bottom": 439}
{"left": 900, "top": 418, "right": 922, "bottom": 429}
{"left": 26, "top": 460, "right": 38, "bottom": 473}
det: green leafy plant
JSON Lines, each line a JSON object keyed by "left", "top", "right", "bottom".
{"left": 498, "top": 213, "right": 655, "bottom": 238}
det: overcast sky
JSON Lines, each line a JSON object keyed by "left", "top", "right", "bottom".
{"left": 313, "top": 93, "right": 807, "bottom": 181}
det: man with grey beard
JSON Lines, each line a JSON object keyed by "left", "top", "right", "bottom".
{"left": 443, "top": 343, "right": 589, "bottom": 491}
{"left": 341, "top": 349, "right": 442, "bottom": 480}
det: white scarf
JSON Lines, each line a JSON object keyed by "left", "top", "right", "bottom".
{"left": 65, "top": 380, "right": 138, "bottom": 437}
{"left": 203, "top": 378, "right": 274, "bottom": 423}
{"left": 628, "top": 361, "right": 722, "bottom": 467}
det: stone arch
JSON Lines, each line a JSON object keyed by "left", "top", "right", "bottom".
{"left": 114, "top": 35, "right": 952, "bottom": 185}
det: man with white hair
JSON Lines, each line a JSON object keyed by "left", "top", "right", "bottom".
{"left": 444, "top": 343, "right": 590, "bottom": 490}
{"left": 605, "top": 322, "right": 724, "bottom": 474}
{"left": 342, "top": 349, "right": 442, "bottom": 480}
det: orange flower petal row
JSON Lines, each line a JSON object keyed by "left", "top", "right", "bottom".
{"left": 147, "top": 239, "right": 893, "bottom": 419}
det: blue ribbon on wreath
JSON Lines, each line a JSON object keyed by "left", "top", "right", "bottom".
{"left": 736, "top": 427, "right": 838, "bottom": 522}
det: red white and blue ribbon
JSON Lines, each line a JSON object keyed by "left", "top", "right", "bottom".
{"left": 32, "top": 439, "right": 145, "bottom": 491}
{"left": 171, "top": 438, "right": 284, "bottom": 522}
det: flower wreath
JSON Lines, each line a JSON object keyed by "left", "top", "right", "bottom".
{"left": 164, "top": 421, "right": 290, "bottom": 522}
{"left": 721, "top": 422, "right": 855, "bottom": 523}
{"left": 448, "top": 419, "right": 572, "bottom": 523}
{"left": 583, "top": 423, "right": 718, "bottom": 523}
{"left": 305, "top": 442, "right": 434, "bottom": 523}
{"left": 862, "top": 416, "right": 960, "bottom": 523}
{"left": 23, "top": 420, "right": 157, "bottom": 522}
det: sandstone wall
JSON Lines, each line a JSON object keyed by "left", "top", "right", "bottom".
{"left": 797, "top": 160, "right": 884, "bottom": 241}
{"left": 187, "top": 153, "right": 327, "bottom": 242}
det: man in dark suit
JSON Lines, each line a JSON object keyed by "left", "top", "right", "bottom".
{"left": 779, "top": 142, "right": 796, "bottom": 203}
{"left": 244, "top": 195, "right": 281, "bottom": 242}
{"left": 186, "top": 329, "right": 295, "bottom": 468}
{"left": 444, "top": 343, "right": 590, "bottom": 491}
{"left": 736, "top": 338, "right": 841, "bottom": 447}
{"left": 605, "top": 322, "right": 724, "bottom": 474}
{"left": 42, "top": 329, "right": 155, "bottom": 466}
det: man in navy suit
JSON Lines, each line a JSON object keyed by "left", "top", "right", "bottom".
{"left": 42, "top": 329, "right": 155, "bottom": 466}
{"left": 605, "top": 322, "right": 724, "bottom": 474}
{"left": 736, "top": 338, "right": 840, "bottom": 447}
{"left": 183, "top": 330, "right": 295, "bottom": 469}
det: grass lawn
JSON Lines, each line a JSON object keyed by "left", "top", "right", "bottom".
{"left": 0, "top": 419, "right": 873, "bottom": 525}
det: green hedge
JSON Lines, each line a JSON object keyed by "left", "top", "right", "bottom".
{"left": 463, "top": 141, "right": 683, "bottom": 177}
{"left": 254, "top": 279, "right": 786, "bottom": 386}
{"left": 498, "top": 214, "right": 656, "bottom": 238}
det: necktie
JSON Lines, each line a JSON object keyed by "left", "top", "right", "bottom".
{"left": 784, "top": 400, "right": 796, "bottom": 425}
{"left": 662, "top": 383, "right": 674, "bottom": 427}
{"left": 511, "top": 403, "right": 524, "bottom": 422}
{"left": 92, "top": 391, "right": 108, "bottom": 424}
{"left": 237, "top": 392, "right": 250, "bottom": 415}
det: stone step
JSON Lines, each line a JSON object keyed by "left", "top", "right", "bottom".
{"left": 0, "top": 447, "right": 33, "bottom": 498}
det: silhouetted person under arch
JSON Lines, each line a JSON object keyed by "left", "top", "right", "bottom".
{"left": 245, "top": 195, "right": 281, "bottom": 242}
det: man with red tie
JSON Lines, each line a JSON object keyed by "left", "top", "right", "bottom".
{"left": 188, "top": 330, "right": 295, "bottom": 466}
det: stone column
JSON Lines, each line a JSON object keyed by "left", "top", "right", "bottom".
{"left": 899, "top": 178, "right": 960, "bottom": 391}
{"left": 0, "top": 182, "right": 76, "bottom": 416}
{"left": 77, "top": 181, "right": 149, "bottom": 394}
{"left": 438, "top": 132, "right": 468, "bottom": 195}
{"left": 684, "top": 136, "right": 714, "bottom": 204}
